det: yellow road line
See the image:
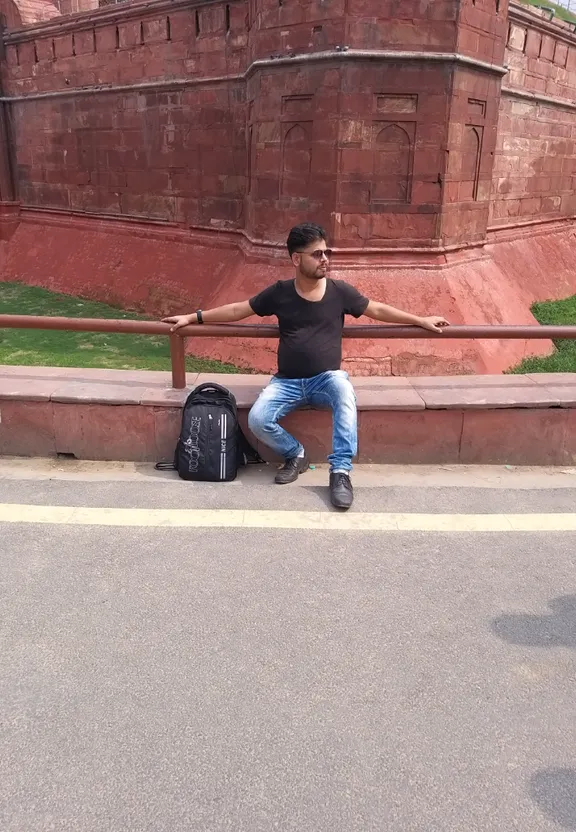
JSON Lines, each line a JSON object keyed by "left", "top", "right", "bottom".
{"left": 1, "top": 503, "right": 576, "bottom": 531}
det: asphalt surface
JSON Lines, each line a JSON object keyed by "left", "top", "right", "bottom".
{"left": 1, "top": 461, "right": 576, "bottom": 831}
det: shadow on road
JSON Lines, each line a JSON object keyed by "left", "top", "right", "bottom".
{"left": 491, "top": 595, "right": 576, "bottom": 650}
{"left": 491, "top": 598, "right": 576, "bottom": 828}
{"left": 531, "top": 769, "right": 576, "bottom": 830}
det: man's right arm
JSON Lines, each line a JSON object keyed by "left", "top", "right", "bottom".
{"left": 162, "top": 300, "right": 254, "bottom": 332}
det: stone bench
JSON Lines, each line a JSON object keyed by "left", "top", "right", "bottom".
{"left": 1, "top": 366, "right": 576, "bottom": 466}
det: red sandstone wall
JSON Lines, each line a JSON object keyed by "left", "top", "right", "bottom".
{"left": 3, "top": 1, "right": 249, "bottom": 225}
{"left": 0, "top": 0, "right": 516, "bottom": 253}
{"left": 249, "top": 0, "right": 459, "bottom": 61}
{"left": 457, "top": 0, "right": 509, "bottom": 63}
{"left": 3, "top": 3, "right": 249, "bottom": 96}
{"left": 491, "top": 3, "right": 576, "bottom": 227}
{"left": 246, "top": 0, "right": 507, "bottom": 250}
{"left": 0, "top": 0, "right": 481, "bottom": 252}
{"left": 440, "top": 66, "right": 502, "bottom": 246}
{"left": 246, "top": 60, "right": 455, "bottom": 248}
{"left": 2, "top": 0, "right": 575, "bottom": 245}
{"left": 11, "top": 85, "right": 247, "bottom": 225}
{"left": 439, "top": 0, "right": 508, "bottom": 245}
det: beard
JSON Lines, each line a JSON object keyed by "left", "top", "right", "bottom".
{"left": 301, "top": 262, "right": 327, "bottom": 280}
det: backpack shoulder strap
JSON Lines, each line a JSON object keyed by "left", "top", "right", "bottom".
{"left": 238, "top": 428, "right": 265, "bottom": 465}
{"left": 155, "top": 445, "right": 179, "bottom": 471}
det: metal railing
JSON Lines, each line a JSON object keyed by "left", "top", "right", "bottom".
{"left": 543, "top": 0, "right": 576, "bottom": 12}
{"left": 1, "top": 313, "right": 576, "bottom": 389}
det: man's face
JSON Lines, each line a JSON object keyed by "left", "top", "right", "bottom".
{"left": 294, "top": 238, "right": 331, "bottom": 280}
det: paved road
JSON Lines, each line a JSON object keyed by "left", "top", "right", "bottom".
{"left": 1, "top": 459, "right": 576, "bottom": 831}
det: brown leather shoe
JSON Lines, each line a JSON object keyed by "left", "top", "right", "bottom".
{"left": 274, "top": 454, "right": 310, "bottom": 484}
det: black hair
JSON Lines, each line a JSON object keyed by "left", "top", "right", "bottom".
{"left": 286, "top": 222, "right": 327, "bottom": 257}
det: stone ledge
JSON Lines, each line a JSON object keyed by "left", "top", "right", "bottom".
{"left": 2, "top": 367, "right": 576, "bottom": 465}
{"left": 2, "top": 367, "right": 576, "bottom": 410}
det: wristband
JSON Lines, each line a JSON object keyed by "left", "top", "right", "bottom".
{"left": 196, "top": 309, "right": 204, "bottom": 324}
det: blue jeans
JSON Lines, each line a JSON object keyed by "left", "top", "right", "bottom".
{"left": 248, "top": 370, "right": 357, "bottom": 473}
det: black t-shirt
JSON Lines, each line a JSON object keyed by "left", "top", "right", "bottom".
{"left": 249, "top": 278, "right": 369, "bottom": 379}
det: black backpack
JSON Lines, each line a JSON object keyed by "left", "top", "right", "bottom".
{"left": 156, "top": 382, "right": 262, "bottom": 481}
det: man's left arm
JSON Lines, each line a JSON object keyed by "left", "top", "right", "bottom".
{"left": 338, "top": 281, "right": 450, "bottom": 334}
{"left": 363, "top": 300, "right": 450, "bottom": 334}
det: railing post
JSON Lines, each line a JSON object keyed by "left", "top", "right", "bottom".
{"left": 169, "top": 334, "right": 187, "bottom": 390}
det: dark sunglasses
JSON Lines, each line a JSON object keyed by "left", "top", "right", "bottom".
{"left": 296, "top": 248, "right": 333, "bottom": 261}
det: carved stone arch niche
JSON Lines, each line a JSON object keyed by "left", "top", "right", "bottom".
{"left": 281, "top": 122, "right": 312, "bottom": 199}
{"left": 461, "top": 124, "right": 483, "bottom": 201}
{"left": 371, "top": 121, "right": 415, "bottom": 204}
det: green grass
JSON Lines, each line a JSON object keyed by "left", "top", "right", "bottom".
{"left": 0, "top": 282, "right": 246, "bottom": 374}
{"left": 519, "top": 0, "right": 576, "bottom": 23}
{"left": 510, "top": 294, "right": 576, "bottom": 373}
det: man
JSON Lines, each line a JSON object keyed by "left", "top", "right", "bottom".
{"left": 163, "top": 222, "right": 449, "bottom": 509}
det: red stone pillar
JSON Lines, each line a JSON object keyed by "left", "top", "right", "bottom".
{"left": 245, "top": 0, "right": 346, "bottom": 244}
{"left": 0, "top": 25, "right": 19, "bottom": 241}
{"left": 439, "top": 0, "right": 509, "bottom": 246}
{"left": 246, "top": 0, "right": 507, "bottom": 254}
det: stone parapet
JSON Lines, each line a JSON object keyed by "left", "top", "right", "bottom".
{"left": 2, "top": 366, "right": 576, "bottom": 466}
